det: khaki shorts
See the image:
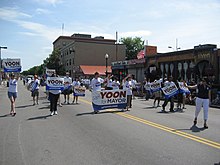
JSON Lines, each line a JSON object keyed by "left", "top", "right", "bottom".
{"left": 32, "top": 90, "right": 39, "bottom": 97}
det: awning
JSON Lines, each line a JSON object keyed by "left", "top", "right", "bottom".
{"left": 80, "top": 65, "right": 112, "bottom": 75}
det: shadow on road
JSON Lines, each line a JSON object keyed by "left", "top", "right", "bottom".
{"left": 27, "top": 115, "right": 51, "bottom": 120}
{"left": 76, "top": 110, "right": 123, "bottom": 116}
{"left": 16, "top": 104, "right": 33, "bottom": 108}
{"left": 38, "top": 106, "right": 50, "bottom": 109}
{"left": 175, "top": 125, "right": 205, "bottom": 133}
{"left": 0, "top": 114, "right": 11, "bottom": 118}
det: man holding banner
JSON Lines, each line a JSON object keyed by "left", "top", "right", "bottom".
{"left": 161, "top": 76, "right": 179, "bottom": 113}
{"left": 91, "top": 72, "right": 127, "bottom": 113}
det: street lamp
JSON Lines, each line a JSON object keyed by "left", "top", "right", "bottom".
{"left": 0, "top": 46, "right": 7, "bottom": 69}
{"left": 105, "top": 54, "right": 109, "bottom": 76}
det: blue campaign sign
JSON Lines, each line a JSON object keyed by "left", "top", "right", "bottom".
{"left": 46, "top": 77, "right": 64, "bottom": 90}
{"left": 162, "top": 83, "right": 179, "bottom": 99}
{"left": 92, "top": 90, "right": 127, "bottom": 111}
{"left": 74, "top": 87, "right": 86, "bottom": 97}
{"left": 2, "top": 59, "right": 21, "bottom": 72}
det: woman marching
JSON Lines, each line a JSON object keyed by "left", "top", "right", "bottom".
{"left": 7, "top": 73, "right": 19, "bottom": 116}
{"left": 187, "top": 78, "right": 210, "bottom": 129}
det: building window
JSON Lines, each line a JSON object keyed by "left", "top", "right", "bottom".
{"left": 69, "top": 59, "right": 71, "bottom": 65}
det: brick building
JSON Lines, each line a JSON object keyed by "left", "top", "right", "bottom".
{"left": 53, "top": 33, "right": 126, "bottom": 78}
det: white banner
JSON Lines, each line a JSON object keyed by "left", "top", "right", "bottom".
{"left": 161, "top": 82, "right": 179, "bottom": 99}
{"left": 150, "top": 80, "right": 162, "bottom": 92}
{"left": 2, "top": 59, "right": 21, "bottom": 72}
{"left": 46, "top": 68, "right": 56, "bottom": 77}
{"left": 92, "top": 89, "right": 127, "bottom": 111}
{"left": 46, "top": 77, "right": 64, "bottom": 90}
{"left": 74, "top": 86, "right": 86, "bottom": 96}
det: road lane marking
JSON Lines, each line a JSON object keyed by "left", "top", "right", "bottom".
{"left": 78, "top": 98, "right": 220, "bottom": 150}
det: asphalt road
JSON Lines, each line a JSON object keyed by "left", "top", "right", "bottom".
{"left": 0, "top": 81, "right": 220, "bottom": 165}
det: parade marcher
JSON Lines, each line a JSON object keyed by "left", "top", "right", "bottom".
{"left": 187, "top": 78, "right": 210, "bottom": 129}
{"left": 131, "top": 75, "right": 137, "bottom": 99}
{"left": 49, "top": 73, "right": 61, "bottom": 116}
{"left": 90, "top": 72, "right": 104, "bottom": 92}
{"left": 6, "top": 73, "right": 18, "bottom": 116}
{"left": 177, "top": 79, "right": 188, "bottom": 110}
{"left": 62, "top": 72, "right": 72, "bottom": 104}
{"left": 72, "top": 77, "right": 81, "bottom": 104}
{"left": 144, "top": 78, "right": 151, "bottom": 100}
{"left": 153, "top": 77, "right": 162, "bottom": 108}
{"left": 161, "top": 76, "right": 175, "bottom": 113}
{"left": 111, "top": 76, "right": 120, "bottom": 90}
{"left": 122, "top": 74, "right": 133, "bottom": 111}
{"left": 31, "top": 75, "right": 40, "bottom": 105}
{"left": 105, "top": 74, "right": 113, "bottom": 90}
{"left": 90, "top": 72, "right": 104, "bottom": 113}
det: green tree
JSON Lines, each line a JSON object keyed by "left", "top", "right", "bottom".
{"left": 120, "top": 37, "right": 144, "bottom": 60}
{"left": 43, "top": 49, "right": 65, "bottom": 75}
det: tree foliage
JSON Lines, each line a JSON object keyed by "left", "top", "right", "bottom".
{"left": 120, "top": 37, "right": 144, "bottom": 60}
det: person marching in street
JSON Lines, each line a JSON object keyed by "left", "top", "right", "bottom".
{"left": 72, "top": 77, "right": 81, "bottom": 104}
{"left": 153, "top": 77, "right": 162, "bottom": 108}
{"left": 187, "top": 78, "right": 210, "bottom": 129}
{"left": 111, "top": 76, "right": 120, "bottom": 90}
{"left": 105, "top": 74, "right": 113, "bottom": 90}
{"left": 90, "top": 72, "right": 104, "bottom": 114}
{"left": 49, "top": 73, "right": 61, "bottom": 116}
{"left": 31, "top": 75, "right": 40, "bottom": 105}
{"left": 62, "top": 72, "right": 72, "bottom": 104}
{"left": 161, "top": 76, "right": 175, "bottom": 113}
{"left": 6, "top": 73, "right": 19, "bottom": 116}
{"left": 131, "top": 75, "right": 137, "bottom": 99}
{"left": 176, "top": 78, "right": 188, "bottom": 111}
{"left": 144, "top": 78, "right": 151, "bottom": 101}
{"left": 122, "top": 74, "right": 133, "bottom": 111}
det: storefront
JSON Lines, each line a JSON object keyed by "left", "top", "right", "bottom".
{"left": 112, "top": 44, "right": 220, "bottom": 108}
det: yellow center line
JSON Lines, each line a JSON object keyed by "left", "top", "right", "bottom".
{"left": 78, "top": 98, "right": 220, "bottom": 150}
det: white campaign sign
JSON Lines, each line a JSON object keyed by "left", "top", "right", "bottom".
{"left": 46, "top": 77, "right": 64, "bottom": 90}
{"left": 46, "top": 68, "right": 56, "bottom": 76}
{"left": 161, "top": 82, "right": 179, "bottom": 99}
{"left": 2, "top": 59, "right": 21, "bottom": 72}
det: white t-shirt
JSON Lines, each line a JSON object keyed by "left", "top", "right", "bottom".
{"left": 107, "top": 79, "right": 113, "bottom": 88}
{"left": 72, "top": 81, "right": 80, "bottom": 87}
{"left": 49, "top": 90, "right": 61, "bottom": 95}
{"left": 8, "top": 79, "right": 18, "bottom": 93}
{"left": 123, "top": 80, "right": 133, "bottom": 95}
{"left": 112, "top": 80, "right": 120, "bottom": 90}
{"left": 90, "top": 77, "right": 104, "bottom": 91}
{"left": 164, "top": 81, "right": 175, "bottom": 87}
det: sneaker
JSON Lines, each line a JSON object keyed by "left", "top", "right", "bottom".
{"left": 54, "top": 111, "right": 58, "bottom": 115}
{"left": 161, "top": 109, "right": 166, "bottom": 113}
{"left": 50, "top": 111, "right": 54, "bottom": 116}
{"left": 59, "top": 104, "right": 62, "bottom": 107}
{"left": 170, "top": 110, "right": 175, "bottom": 113}
{"left": 63, "top": 101, "right": 66, "bottom": 104}
{"left": 204, "top": 123, "right": 208, "bottom": 129}
{"left": 67, "top": 102, "right": 70, "bottom": 104}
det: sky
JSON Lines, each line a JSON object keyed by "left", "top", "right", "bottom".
{"left": 0, "top": 0, "right": 220, "bottom": 71}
